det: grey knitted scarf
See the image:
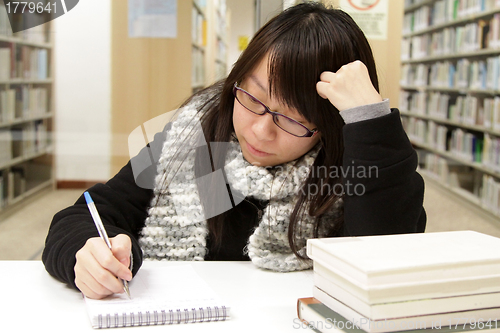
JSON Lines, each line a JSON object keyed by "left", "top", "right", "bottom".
{"left": 139, "top": 100, "right": 340, "bottom": 272}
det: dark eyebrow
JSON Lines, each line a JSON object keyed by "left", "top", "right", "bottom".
{"left": 249, "top": 75, "right": 267, "bottom": 93}
{"left": 247, "top": 74, "right": 308, "bottom": 124}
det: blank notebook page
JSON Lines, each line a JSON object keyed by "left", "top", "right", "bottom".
{"left": 84, "top": 264, "right": 230, "bottom": 328}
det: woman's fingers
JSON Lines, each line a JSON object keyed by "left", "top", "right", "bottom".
{"left": 75, "top": 264, "right": 117, "bottom": 299}
{"left": 317, "top": 60, "right": 382, "bottom": 111}
{"left": 74, "top": 235, "right": 132, "bottom": 299}
{"left": 110, "top": 234, "right": 133, "bottom": 277}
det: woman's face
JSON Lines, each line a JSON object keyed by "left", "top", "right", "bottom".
{"left": 233, "top": 56, "right": 321, "bottom": 167}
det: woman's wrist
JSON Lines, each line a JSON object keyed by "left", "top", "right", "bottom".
{"left": 339, "top": 98, "right": 390, "bottom": 124}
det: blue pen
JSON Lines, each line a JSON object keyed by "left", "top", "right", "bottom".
{"left": 84, "top": 191, "right": 131, "bottom": 298}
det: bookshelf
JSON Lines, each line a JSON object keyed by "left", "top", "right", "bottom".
{"left": 213, "top": 0, "right": 229, "bottom": 82}
{"left": 0, "top": 3, "right": 54, "bottom": 214}
{"left": 193, "top": 0, "right": 229, "bottom": 91}
{"left": 192, "top": 0, "right": 229, "bottom": 92}
{"left": 400, "top": 0, "right": 500, "bottom": 219}
{"left": 192, "top": 0, "right": 207, "bottom": 92}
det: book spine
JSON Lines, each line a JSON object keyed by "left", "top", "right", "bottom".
{"left": 95, "top": 306, "right": 229, "bottom": 329}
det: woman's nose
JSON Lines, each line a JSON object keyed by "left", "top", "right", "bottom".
{"left": 251, "top": 112, "right": 277, "bottom": 141}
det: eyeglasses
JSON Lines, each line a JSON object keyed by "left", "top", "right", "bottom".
{"left": 233, "top": 83, "right": 318, "bottom": 138}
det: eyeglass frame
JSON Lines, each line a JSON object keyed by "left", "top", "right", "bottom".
{"left": 232, "top": 82, "right": 318, "bottom": 138}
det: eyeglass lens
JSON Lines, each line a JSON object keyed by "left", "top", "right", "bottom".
{"left": 235, "top": 88, "right": 309, "bottom": 137}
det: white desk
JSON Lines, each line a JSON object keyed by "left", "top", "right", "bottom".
{"left": 1, "top": 261, "right": 315, "bottom": 332}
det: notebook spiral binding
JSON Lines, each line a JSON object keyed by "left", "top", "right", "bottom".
{"left": 97, "top": 306, "right": 228, "bottom": 329}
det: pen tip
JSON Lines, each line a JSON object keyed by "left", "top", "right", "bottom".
{"left": 123, "top": 281, "right": 131, "bottom": 299}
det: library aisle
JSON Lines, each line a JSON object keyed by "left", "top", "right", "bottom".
{"left": 423, "top": 176, "right": 500, "bottom": 237}
{"left": 0, "top": 182, "right": 499, "bottom": 261}
{"left": 0, "top": 189, "right": 81, "bottom": 260}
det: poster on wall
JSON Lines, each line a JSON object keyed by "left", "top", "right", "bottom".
{"left": 128, "top": 0, "right": 177, "bottom": 38}
{"left": 339, "top": 0, "right": 388, "bottom": 40}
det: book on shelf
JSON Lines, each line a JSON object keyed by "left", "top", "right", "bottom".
{"left": 469, "top": 60, "right": 486, "bottom": 90}
{"left": 449, "top": 128, "right": 483, "bottom": 163}
{"left": 306, "top": 231, "right": 500, "bottom": 288}
{"left": 417, "top": 150, "right": 486, "bottom": 204}
{"left": 15, "top": 86, "right": 28, "bottom": 119}
{"left": 402, "top": 117, "right": 431, "bottom": 147}
{"left": 0, "top": 86, "right": 48, "bottom": 122}
{"left": 402, "top": 111, "right": 500, "bottom": 170}
{"left": 426, "top": 121, "right": 447, "bottom": 151}
{"left": 34, "top": 121, "right": 48, "bottom": 152}
{"left": 0, "top": 129, "right": 12, "bottom": 164}
{"left": 297, "top": 297, "right": 500, "bottom": 333}
{"left": 8, "top": 45, "right": 48, "bottom": 80}
{"left": 7, "top": 8, "right": 50, "bottom": 43}
{"left": 192, "top": 4, "right": 205, "bottom": 46}
{"left": 8, "top": 167, "right": 25, "bottom": 199}
{"left": 401, "top": 90, "right": 500, "bottom": 132}
{"left": 492, "top": 97, "right": 500, "bottom": 130}
{"left": 491, "top": 13, "right": 500, "bottom": 49}
{"left": 191, "top": 47, "right": 205, "bottom": 89}
{"left": 0, "top": 170, "right": 4, "bottom": 208}
{"left": 28, "top": 87, "right": 48, "bottom": 116}
{"left": 482, "top": 174, "right": 500, "bottom": 215}
{"left": 84, "top": 265, "right": 230, "bottom": 329}
{"left": 483, "top": 97, "right": 500, "bottom": 129}
{"left": 0, "top": 3, "right": 13, "bottom": 37}
{"left": 401, "top": 38, "right": 411, "bottom": 61}
{"left": 482, "top": 134, "right": 500, "bottom": 172}
{"left": 313, "top": 287, "right": 500, "bottom": 333}
{"left": 0, "top": 48, "right": 11, "bottom": 80}
{"left": 9, "top": 123, "right": 44, "bottom": 158}
{"left": 0, "top": 89, "right": 16, "bottom": 122}
{"left": 403, "top": 16, "right": 500, "bottom": 60}
{"left": 404, "top": 0, "right": 500, "bottom": 35}
{"left": 486, "top": 57, "right": 500, "bottom": 91}
{"left": 423, "top": 153, "right": 450, "bottom": 183}
{"left": 427, "top": 92, "right": 450, "bottom": 119}
{"left": 22, "top": 122, "right": 35, "bottom": 156}
{"left": 37, "top": 48, "right": 47, "bottom": 79}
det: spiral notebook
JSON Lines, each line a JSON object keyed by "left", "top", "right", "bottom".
{"left": 84, "top": 265, "right": 230, "bottom": 329}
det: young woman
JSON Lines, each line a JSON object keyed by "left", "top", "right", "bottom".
{"left": 42, "top": 3, "right": 426, "bottom": 299}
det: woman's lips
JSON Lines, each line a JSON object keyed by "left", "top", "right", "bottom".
{"left": 246, "top": 142, "right": 271, "bottom": 157}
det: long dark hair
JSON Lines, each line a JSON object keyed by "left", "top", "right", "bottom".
{"left": 177, "top": 3, "right": 379, "bottom": 257}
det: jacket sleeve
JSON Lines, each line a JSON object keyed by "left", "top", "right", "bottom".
{"left": 42, "top": 128, "right": 168, "bottom": 290}
{"left": 338, "top": 108, "right": 426, "bottom": 236}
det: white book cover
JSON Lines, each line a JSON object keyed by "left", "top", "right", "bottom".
{"left": 314, "top": 261, "right": 500, "bottom": 304}
{"left": 307, "top": 231, "right": 500, "bottom": 286}
{"left": 314, "top": 272, "right": 500, "bottom": 320}
{"left": 313, "top": 260, "right": 500, "bottom": 305}
{"left": 313, "top": 287, "right": 500, "bottom": 333}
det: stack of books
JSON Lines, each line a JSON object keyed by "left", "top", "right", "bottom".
{"left": 299, "top": 231, "right": 500, "bottom": 333}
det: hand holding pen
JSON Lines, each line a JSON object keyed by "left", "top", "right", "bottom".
{"left": 73, "top": 191, "right": 133, "bottom": 299}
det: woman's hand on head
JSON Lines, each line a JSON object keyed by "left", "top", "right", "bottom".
{"left": 74, "top": 234, "right": 133, "bottom": 299}
{"left": 316, "top": 60, "right": 382, "bottom": 112}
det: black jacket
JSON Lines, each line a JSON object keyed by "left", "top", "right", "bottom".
{"left": 42, "top": 109, "right": 426, "bottom": 290}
